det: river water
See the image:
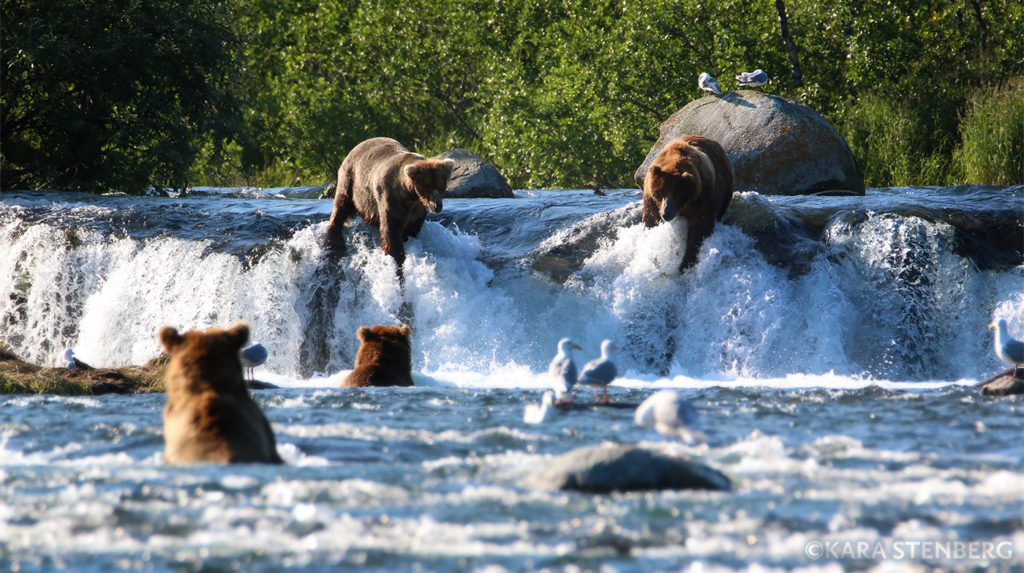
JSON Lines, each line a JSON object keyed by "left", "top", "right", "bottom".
{"left": 1, "top": 186, "right": 1022, "bottom": 571}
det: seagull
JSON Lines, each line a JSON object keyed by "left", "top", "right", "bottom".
{"left": 524, "top": 391, "right": 557, "bottom": 424}
{"left": 578, "top": 339, "right": 618, "bottom": 404}
{"left": 735, "top": 68, "right": 769, "bottom": 88}
{"left": 240, "top": 342, "right": 268, "bottom": 381}
{"left": 548, "top": 338, "right": 582, "bottom": 405}
{"left": 698, "top": 72, "right": 722, "bottom": 95}
{"left": 62, "top": 348, "right": 93, "bottom": 370}
{"left": 989, "top": 319, "right": 1024, "bottom": 376}
{"left": 634, "top": 390, "right": 707, "bottom": 444}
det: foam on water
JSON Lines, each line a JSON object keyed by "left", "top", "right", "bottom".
{"left": 1, "top": 381, "right": 1021, "bottom": 571}
{"left": 2, "top": 190, "right": 1021, "bottom": 384}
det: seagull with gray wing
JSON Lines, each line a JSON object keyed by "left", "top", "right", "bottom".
{"left": 698, "top": 72, "right": 722, "bottom": 95}
{"left": 735, "top": 68, "right": 769, "bottom": 88}
{"left": 548, "top": 337, "right": 582, "bottom": 405}
{"left": 989, "top": 319, "right": 1024, "bottom": 377}
{"left": 578, "top": 339, "right": 618, "bottom": 404}
{"left": 240, "top": 342, "right": 268, "bottom": 381}
{"left": 62, "top": 348, "right": 93, "bottom": 370}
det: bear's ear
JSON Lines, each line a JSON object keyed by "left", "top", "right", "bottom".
{"left": 404, "top": 164, "right": 420, "bottom": 180}
{"left": 158, "top": 326, "right": 183, "bottom": 353}
{"left": 648, "top": 165, "right": 663, "bottom": 178}
{"left": 442, "top": 158, "right": 456, "bottom": 171}
{"left": 399, "top": 324, "right": 412, "bottom": 337}
{"left": 357, "top": 326, "right": 372, "bottom": 342}
{"left": 225, "top": 321, "right": 250, "bottom": 350}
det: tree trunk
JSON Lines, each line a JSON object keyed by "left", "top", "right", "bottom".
{"left": 774, "top": 0, "right": 804, "bottom": 88}
{"left": 967, "top": 0, "right": 988, "bottom": 53}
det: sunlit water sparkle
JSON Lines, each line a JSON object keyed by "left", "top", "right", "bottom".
{"left": 1, "top": 187, "right": 1022, "bottom": 571}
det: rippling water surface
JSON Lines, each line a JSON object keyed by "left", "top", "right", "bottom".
{"left": 1, "top": 187, "right": 1022, "bottom": 571}
{"left": 2, "top": 384, "right": 1022, "bottom": 572}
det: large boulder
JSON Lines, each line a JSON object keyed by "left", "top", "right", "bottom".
{"left": 437, "top": 148, "right": 514, "bottom": 198}
{"left": 634, "top": 91, "right": 865, "bottom": 196}
{"left": 520, "top": 443, "right": 731, "bottom": 493}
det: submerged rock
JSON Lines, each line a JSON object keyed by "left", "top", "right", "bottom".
{"left": 437, "top": 148, "right": 514, "bottom": 199}
{"left": 521, "top": 443, "right": 731, "bottom": 493}
{"left": 978, "top": 367, "right": 1024, "bottom": 396}
{"left": 527, "top": 203, "right": 642, "bottom": 284}
{"left": 634, "top": 91, "right": 865, "bottom": 196}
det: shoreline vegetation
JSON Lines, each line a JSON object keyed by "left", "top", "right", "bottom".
{"left": 0, "top": 344, "right": 167, "bottom": 395}
{"left": 2, "top": 0, "right": 1021, "bottom": 194}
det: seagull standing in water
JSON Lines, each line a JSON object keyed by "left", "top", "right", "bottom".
{"left": 240, "top": 342, "right": 268, "bottom": 381}
{"left": 735, "top": 68, "right": 769, "bottom": 88}
{"left": 578, "top": 339, "right": 618, "bottom": 404}
{"left": 524, "top": 391, "right": 557, "bottom": 424}
{"left": 634, "top": 390, "right": 707, "bottom": 444}
{"left": 548, "top": 338, "right": 582, "bottom": 405}
{"left": 989, "top": 319, "right": 1024, "bottom": 377}
{"left": 698, "top": 72, "right": 722, "bottom": 95}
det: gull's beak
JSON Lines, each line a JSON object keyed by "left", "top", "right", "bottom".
{"left": 573, "top": 344, "right": 582, "bottom": 350}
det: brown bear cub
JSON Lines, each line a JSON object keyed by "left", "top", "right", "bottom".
{"left": 642, "top": 135, "right": 735, "bottom": 273}
{"left": 326, "top": 137, "right": 456, "bottom": 266}
{"left": 159, "top": 321, "right": 283, "bottom": 464}
{"left": 341, "top": 324, "right": 415, "bottom": 388}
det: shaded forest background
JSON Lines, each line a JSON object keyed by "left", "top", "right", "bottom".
{"left": 2, "top": 0, "right": 1022, "bottom": 194}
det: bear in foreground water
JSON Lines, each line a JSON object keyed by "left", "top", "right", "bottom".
{"left": 326, "top": 137, "right": 456, "bottom": 267}
{"left": 342, "top": 324, "right": 415, "bottom": 388}
{"left": 159, "top": 321, "right": 283, "bottom": 464}
{"left": 642, "top": 135, "right": 734, "bottom": 272}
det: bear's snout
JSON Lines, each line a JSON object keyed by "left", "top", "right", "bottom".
{"left": 659, "top": 197, "right": 678, "bottom": 221}
{"left": 423, "top": 193, "right": 444, "bottom": 213}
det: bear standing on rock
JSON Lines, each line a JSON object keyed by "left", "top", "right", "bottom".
{"left": 326, "top": 137, "right": 455, "bottom": 267}
{"left": 342, "top": 324, "right": 415, "bottom": 388}
{"left": 642, "top": 135, "right": 734, "bottom": 273}
{"left": 159, "top": 321, "right": 283, "bottom": 464}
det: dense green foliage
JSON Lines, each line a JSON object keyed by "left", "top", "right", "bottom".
{"left": 2, "top": 0, "right": 241, "bottom": 193}
{"left": 955, "top": 79, "right": 1024, "bottom": 185}
{"left": 3, "top": 0, "right": 1021, "bottom": 192}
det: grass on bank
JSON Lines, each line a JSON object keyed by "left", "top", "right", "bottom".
{"left": 0, "top": 342, "right": 167, "bottom": 395}
{"left": 955, "top": 79, "right": 1024, "bottom": 186}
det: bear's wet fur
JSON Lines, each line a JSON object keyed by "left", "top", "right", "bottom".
{"left": 642, "top": 135, "right": 734, "bottom": 272}
{"left": 159, "top": 321, "right": 283, "bottom": 464}
{"left": 326, "top": 137, "right": 455, "bottom": 267}
{"left": 342, "top": 324, "right": 414, "bottom": 388}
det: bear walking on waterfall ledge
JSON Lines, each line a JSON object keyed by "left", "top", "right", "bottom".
{"left": 342, "top": 324, "right": 415, "bottom": 388}
{"left": 326, "top": 137, "right": 456, "bottom": 267}
{"left": 159, "top": 322, "right": 283, "bottom": 464}
{"left": 642, "top": 135, "right": 734, "bottom": 273}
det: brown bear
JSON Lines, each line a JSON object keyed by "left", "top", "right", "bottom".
{"left": 326, "top": 137, "right": 456, "bottom": 267}
{"left": 642, "top": 135, "right": 734, "bottom": 272}
{"left": 159, "top": 321, "right": 283, "bottom": 464}
{"left": 341, "top": 324, "right": 414, "bottom": 388}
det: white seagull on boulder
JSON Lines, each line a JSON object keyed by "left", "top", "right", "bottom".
{"left": 634, "top": 390, "right": 707, "bottom": 444}
{"left": 578, "top": 339, "right": 618, "bottom": 404}
{"left": 698, "top": 72, "right": 722, "bottom": 95}
{"left": 548, "top": 338, "right": 582, "bottom": 405}
{"left": 989, "top": 319, "right": 1024, "bottom": 376}
{"left": 735, "top": 68, "right": 769, "bottom": 88}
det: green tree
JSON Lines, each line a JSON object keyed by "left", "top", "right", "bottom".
{"left": 1, "top": 0, "right": 241, "bottom": 193}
